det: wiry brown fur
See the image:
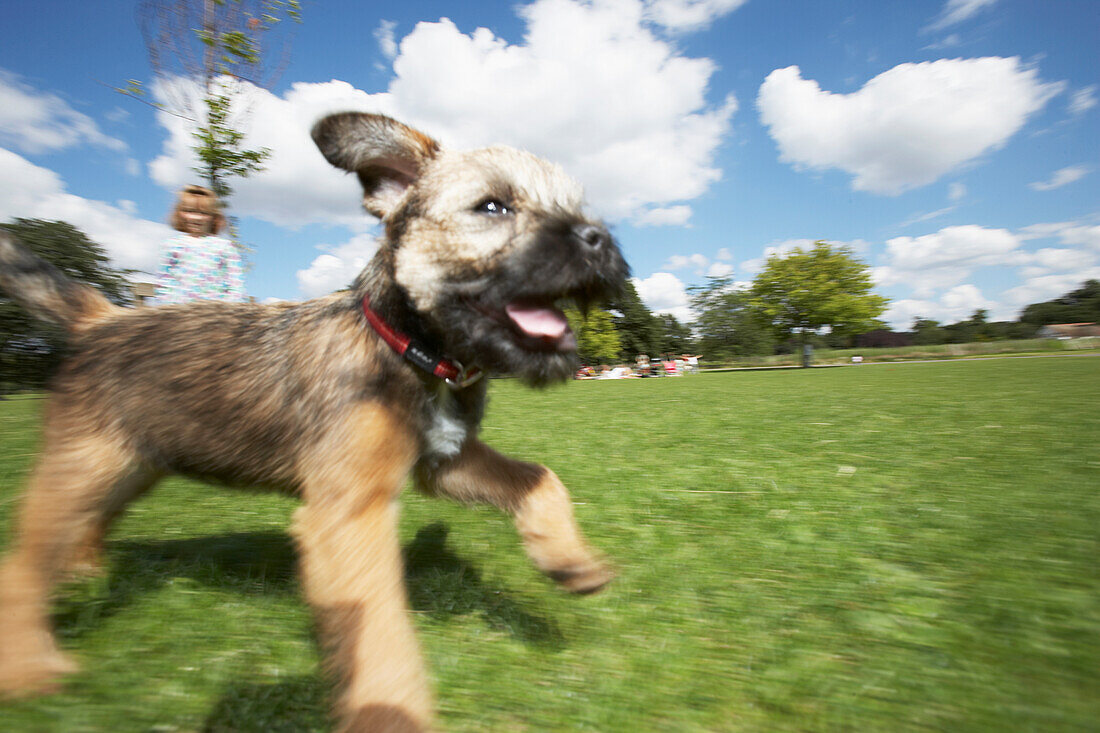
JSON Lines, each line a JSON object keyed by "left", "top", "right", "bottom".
{"left": 0, "top": 113, "right": 624, "bottom": 731}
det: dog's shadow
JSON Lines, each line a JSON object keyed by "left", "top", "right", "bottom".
{"left": 202, "top": 676, "right": 330, "bottom": 732}
{"left": 56, "top": 522, "right": 562, "bottom": 647}
{"left": 50, "top": 522, "right": 563, "bottom": 729}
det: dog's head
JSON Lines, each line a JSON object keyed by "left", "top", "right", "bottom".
{"left": 313, "top": 112, "right": 628, "bottom": 386}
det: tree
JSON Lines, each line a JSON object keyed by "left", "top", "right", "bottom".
{"left": 124, "top": 0, "right": 302, "bottom": 205}
{"left": 983, "top": 320, "right": 1039, "bottom": 340}
{"left": 689, "top": 277, "right": 774, "bottom": 359}
{"left": 911, "top": 317, "right": 947, "bottom": 345}
{"left": 606, "top": 280, "right": 661, "bottom": 360}
{"left": 564, "top": 307, "right": 622, "bottom": 366}
{"left": 654, "top": 313, "right": 693, "bottom": 355}
{"left": 1020, "top": 279, "right": 1100, "bottom": 326}
{"left": 0, "top": 220, "right": 132, "bottom": 391}
{"left": 750, "top": 241, "right": 888, "bottom": 361}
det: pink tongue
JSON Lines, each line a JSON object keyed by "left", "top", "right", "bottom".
{"left": 505, "top": 303, "right": 569, "bottom": 339}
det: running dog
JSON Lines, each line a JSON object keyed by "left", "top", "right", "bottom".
{"left": 0, "top": 112, "right": 627, "bottom": 731}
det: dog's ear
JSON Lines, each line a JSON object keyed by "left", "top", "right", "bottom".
{"left": 312, "top": 112, "right": 441, "bottom": 219}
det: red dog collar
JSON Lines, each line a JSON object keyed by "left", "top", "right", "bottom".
{"left": 361, "top": 295, "right": 483, "bottom": 389}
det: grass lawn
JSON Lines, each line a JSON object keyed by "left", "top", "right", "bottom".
{"left": 0, "top": 356, "right": 1097, "bottom": 731}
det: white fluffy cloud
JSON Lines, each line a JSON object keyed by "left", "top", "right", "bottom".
{"left": 661, "top": 250, "right": 735, "bottom": 278}
{"left": 875, "top": 225, "right": 1023, "bottom": 296}
{"left": 663, "top": 252, "right": 709, "bottom": 272}
{"left": 1019, "top": 247, "right": 1097, "bottom": 277}
{"left": 0, "top": 70, "right": 126, "bottom": 154}
{"left": 374, "top": 20, "right": 399, "bottom": 60}
{"left": 706, "top": 262, "right": 734, "bottom": 278}
{"left": 632, "top": 271, "right": 692, "bottom": 321}
{"left": 884, "top": 225, "right": 1020, "bottom": 271}
{"left": 389, "top": 4, "right": 737, "bottom": 221}
{"left": 296, "top": 232, "right": 380, "bottom": 298}
{"left": 882, "top": 283, "right": 1003, "bottom": 329}
{"left": 0, "top": 148, "right": 172, "bottom": 271}
{"left": 150, "top": 0, "right": 736, "bottom": 232}
{"left": 1002, "top": 268, "right": 1100, "bottom": 307}
{"left": 1018, "top": 221, "right": 1100, "bottom": 251}
{"left": 872, "top": 220, "right": 1100, "bottom": 324}
{"left": 642, "top": 0, "right": 749, "bottom": 33}
{"left": 1029, "top": 165, "right": 1090, "bottom": 191}
{"left": 738, "top": 238, "right": 816, "bottom": 276}
{"left": 757, "top": 58, "right": 1063, "bottom": 194}
{"left": 633, "top": 205, "right": 693, "bottom": 227}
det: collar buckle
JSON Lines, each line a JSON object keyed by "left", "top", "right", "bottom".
{"left": 445, "top": 363, "right": 484, "bottom": 390}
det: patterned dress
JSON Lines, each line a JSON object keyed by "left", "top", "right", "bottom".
{"left": 154, "top": 234, "right": 246, "bottom": 304}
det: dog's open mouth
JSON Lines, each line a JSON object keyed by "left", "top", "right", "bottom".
{"left": 504, "top": 300, "right": 577, "bottom": 351}
{"left": 467, "top": 295, "right": 581, "bottom": 352}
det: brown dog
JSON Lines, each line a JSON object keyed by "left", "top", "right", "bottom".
{"left": 0, "top": 112, "right": 627, "bottom": 731}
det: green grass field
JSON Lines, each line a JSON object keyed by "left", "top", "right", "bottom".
{"left": 1, "top": 356, "right": 1098, "bottom": 731}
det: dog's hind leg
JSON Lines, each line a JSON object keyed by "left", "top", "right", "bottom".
{"left": 415, "top": 440, "right": 614, "bottom": 595}
{"left": 292, "top": 403, "right": 433, "bottom": 733}
{"left": 0, "top": 414, "right": 158, "bottom": 696}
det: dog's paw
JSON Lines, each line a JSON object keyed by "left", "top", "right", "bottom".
{"left": 546, "top": 560, "right": 615, "bottom": 595}
{"left": 0, "top": 645, "right": 77, "bottom": 698}
{"left": 340, "top": 704, "right": 427, "bottom": 733}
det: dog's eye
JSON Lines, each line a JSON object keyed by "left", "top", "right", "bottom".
{"left": 475, "top": 199, "right": 511, "bottom": 216}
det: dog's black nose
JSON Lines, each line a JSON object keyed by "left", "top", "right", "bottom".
{"left": 573, "top": 224, "right": 610, "bottom": 251}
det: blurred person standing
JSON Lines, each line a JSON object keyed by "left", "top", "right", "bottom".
{"left": 155, "top": 185, "right": 245, "bottom": 304}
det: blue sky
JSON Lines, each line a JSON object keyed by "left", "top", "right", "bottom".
{"left": 1, "top": 0, "right": 1097, "bottom": 328}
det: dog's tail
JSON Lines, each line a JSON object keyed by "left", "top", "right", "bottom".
{"left": 0, "top": 231, "right": 118, "bottom": 332}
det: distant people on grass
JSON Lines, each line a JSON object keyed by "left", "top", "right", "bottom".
{"left": 579, "top": 356, "right": 704, "bottom": 381}
{"left": 583, "top": 364, "right": 639, "bottom": 380}
{"left": 606, "top": 364, "right": 637, "bottom": 379}
{"left": 155, "top": 185, "right": 246, "bottom": 304}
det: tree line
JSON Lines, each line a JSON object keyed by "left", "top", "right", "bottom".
{"left": 904, "top": 279, "right": 1100, "bottom": 346}
{"left": 568, "top": 241, "right": 1099, "bottom": 365}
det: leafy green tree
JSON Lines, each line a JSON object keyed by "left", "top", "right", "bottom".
{"left": 911, "top": 318, "right": 947, "bottom": 345}
{"left": 688, "top": 277, "right": 774, "bottom": 359}
{"left": 0, "top": 220, "right": 132, "bottom": 391}
{"left": 942, "top": 309, "right": 994, "bottom": 343}
{"left": 654, "top": 313, "right": 693, "bottom": 355}
{"left": 564, "top": 307, "right": 622, "bottom": 366}
{"left": 984, "top": 320, "right": 1039, "bottom": 340}
{"left": 606, "top": 280, "right": 660, "bottom": 360}
{"left": 750, "top": 241, "right": 888, "bottom": 361}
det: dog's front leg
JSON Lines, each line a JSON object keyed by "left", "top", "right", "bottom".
{"left": 293, "top": 403, "right": 432, "bottom": 733}
{"left": 416, "top": 440, "right": 613, "bottom": 594}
